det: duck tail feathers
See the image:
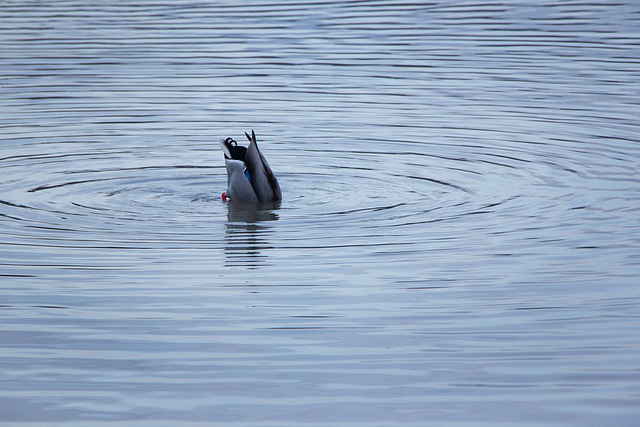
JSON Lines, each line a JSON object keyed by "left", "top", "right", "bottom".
{"left": 245, "top": 131, "right": 282, "bottom": 202}
{"left": 219, "top": 138, "right": 232, "bottom": 159}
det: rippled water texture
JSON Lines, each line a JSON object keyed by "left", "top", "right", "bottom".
{"left": 1, "top": 1, "right": 640, "bottom": 425}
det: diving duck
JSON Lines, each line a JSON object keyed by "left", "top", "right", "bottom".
{"left": 219, "top": 130, "right": 282, "bottom": 203}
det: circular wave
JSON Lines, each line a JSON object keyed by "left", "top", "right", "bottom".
{"left": 1, "top": 130, "right": 637, "bottom": 272}
{"left": 0, "top": 137, "right": 556, "bottom": 232}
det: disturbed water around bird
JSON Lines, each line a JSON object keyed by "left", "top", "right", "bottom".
{"left": 1, "top": 1, "right": 639, "bottom": 425}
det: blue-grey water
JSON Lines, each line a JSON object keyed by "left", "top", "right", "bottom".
{"left": 1, "top": 1, "right": 639, "bottom": 425}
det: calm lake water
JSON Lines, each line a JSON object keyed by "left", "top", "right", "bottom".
{"left": 1, "top": 1, "right": 639, "bottom": 425}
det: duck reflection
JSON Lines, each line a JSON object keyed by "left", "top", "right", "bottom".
{"left": 224, "top": 201, "right": 279, "bottom": 268}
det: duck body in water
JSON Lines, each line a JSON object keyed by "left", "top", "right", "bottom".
{"left": 219, "top": 130, "right": 282, "bottom": 203}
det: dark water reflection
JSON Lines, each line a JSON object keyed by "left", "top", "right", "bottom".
{"left": 225, "top": 202, "right": 279, "bottom": 268}
{"left": 1, "top": 1, "right": 640, "bottom": 425}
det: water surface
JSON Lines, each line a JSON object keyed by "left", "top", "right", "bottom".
{"left": 1, "top": 1, "right": 639, "bottom": 425}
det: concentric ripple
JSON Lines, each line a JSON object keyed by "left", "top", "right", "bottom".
{"left": 1, "top": 125, "right": 639, "bottom": 277}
